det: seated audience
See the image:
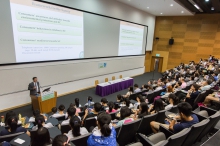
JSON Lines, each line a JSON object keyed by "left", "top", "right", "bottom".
{"left": 75, "top": 98, "right": 81, "bottom": 108}
{"left": 51, "top": 107, "right": 58, "bottom": 114}
{"left": 84, "top": 96, "right": 95, "bottom": 106}
{"left": 213, "top": 72, "right": 219, "bottom": 81}
{"left": 4, "top": 111, "right": 21, "bottom": 126}
{"left": 155, "top": 82, "right": 163, "bottom": 91}
{"left": 116, "top": 94, "right": 123, "bottom": 103}
{"left": 173, "top": 81, "right": 182, "bottom": 92}
{"left": 31, "top": 127, "right": 52, "bottom": 146}
{"left": 180, "top": 78, "right": 187, "bottom": 88}
{"left": 116, "top": 106, "right": 134, "bottom": 126}
{"left": 203, "top": 90, "right": 220, "bottom": 106}
{"left": 199, "top": 79, "right": 212, "bottom": 91}
{"left": 123, "top": 98, "right": 133, "bottom": 108}
{"left": 32, "top": 115, "right": 53, "bottom": 130}
{"left": 148, "top": 99, "right": 165, "bottom": 114}
{"left": 82, "top": 102, "right": 102, "bottom": 124}
{"left": 106, "top": 101, "right": 117, "bottom": 113}
{"left": 51, "top": 104, "right": 66, "bottom": 118}
{"left": 69, "top": 103, "right": 81, "bottom": 114}
{"left": 150, "top": 102, "right": 199, "bottom": 133}
{"left": 87, "top": 113, "right": 116, "bottom": 146}
{"left": 123, "top": 86, "right": 133, "bottom": 98}
{"left": 0, "top": 116, "right": 30, "bottom": 136}
{"left": 187, "top": 76, "right": 195, "bottom": 86}
{"left": 134, "top": 84, "right": 141, "bottom": 93}
{"left": 61, "top": 107, "right": 77, "bottom": 125}
{"left": 52, "top": 134, "right": 70, "bottom": 146}
{"left": 29, "top": 109, "right": 41, "bottom": 122}
{"left": 161, "top": 85, "right": 173, "bottom": 99}
{"left": 134, "top": 102, "right": 149, "bottom": 119}
{"left": 66, "top": 116, "right": 88, "bottom": 140}
{"left": 165, "top": 94, "right": 179, "bottom": 110}
{"left": 134, "top": 94, "right": 145, "bottom": 109}
{"left": 185, "top": 83, "right": 200, "bottom": 106}
{"left": 101, "top": 98, "right": 108, "bottom": 111}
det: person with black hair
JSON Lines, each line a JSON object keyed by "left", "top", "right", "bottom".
{"left": 173, "top": 81, "right": 182, "bottom": 92}
{"left": 28, "top": 77, "right": 40, "bottom": 95}
{"left": 65, "top": 116, "right": 88, "bottom": 140}
{"left": 82, "top": 102, "right": 102, "bottom": 125}
{"left": 31, "top": 127, "right": 52, "bottom": 146}
{"left": 0, "top": 116, "right": 30, "bottom": 136}
{"left": 150, "top": 102, "right": 199, "bottom": 133}
{"left": 101, "top": 98, "right": 108, "bottom": 111}
{"left": 52, "top": 134, "right": 70, "bottom": 146}
{"left": 32, "top": 115, "right": 53, "bottom": 130}
{"left": 134, "top": 84, "right": 141, "bottom": 93}
{"left": 84, "top": 96, "right": 95, "bottom": 106}
{"left": 123, "top": 86, "right": 133, "bottom": 98}
{"left": 52, "top": 104, "right": 66, "bottom": 118}
{"left": 51, "top": 107, "right": 58, "bottom": 114}
{"left": 106, "top": 101, "right": 116, "bottom": 113}
{"left": 74, "top": 98, "right": 81, "bottom": 108}
{"left": 148, "top": 99, "right": 165, "bottom": 114}
{"left": 116, "top": 106, "right": 133, "bottom": 126}
{"left": 29, "top": 109, "right": 42, "bottom": 122}
{"left": 134, "top": 94, "right": 145, "bottom": 109}
{"left": 116, "top": 94, "right": 123, "bottom": 103}
{"left": 4, "top": 111, "right": 21, "bottom": 126}
{"left": 199, "top": 79, "right": 212, "bottom": 91}
{"left": 134, "top": 102, "right": 149, "bottom": 119}
{"left": 165, "top": 94, "right": 179, "bottom": 110}
{"left": 122, "top": 98, "right": 133, "bottom": 108}
{"left": 185, "top": 83, "right": 200, "bottom": 106}
{"left": 87, "top": 113, "right": 116, "bottom": 146}
{"left": 69, "top": 103, "right": 81, "bottom": 114}
{"left": 61, "top": 107, "right": 77, "bottom": 125}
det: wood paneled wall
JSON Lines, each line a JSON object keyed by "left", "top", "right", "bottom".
{"left": 145, "top": 14, "right": 220, "bottom": 72}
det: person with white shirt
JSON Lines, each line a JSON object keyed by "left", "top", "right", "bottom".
{"left": 51, "top": 104, "right": 66, "bottom": 118}
{"left": 61, "top": 107, "right": 78, "bottom": 126}
{"left": 164, "top": 94, "right": 179, "bottom": 110}
{"left": 65, "top": 116, "right": 88, "bottom": 140}
{"left": 155, "top": 82, "right": 163, "bottom": 91}
{"left": 134, "top": 84, "right": 141, "bottom": 93}
{"left": 199, "top": 79, "right": 212, "bottom": 92}
{"left": 32, "top": 115, "right": 53, "bottom": 130}
{"left": 84, "top": 96, "right": 95, "bottom": 106}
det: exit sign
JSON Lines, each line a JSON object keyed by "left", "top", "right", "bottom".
{"left": 156, "top": 54, "right": 160, "bottom": 57}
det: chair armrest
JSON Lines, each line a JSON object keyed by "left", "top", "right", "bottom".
{"left": 138, "top": 133, "right": 154, "bottom": 146}
{"left": 200, "top": 106, "right": 217, "bottom": 116}
{"left": 210, "top": 100, "right": 220, "bottom": 110}
{"left": 192, "top": 112, "right": 207, "bottom": 121}
{"left": 159, "top": 125, "right": 174, "bottom": 139}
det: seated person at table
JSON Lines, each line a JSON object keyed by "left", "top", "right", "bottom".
{"left": 31, "top": 127, "right": 52, "bottom": 146}
{"left": 203, "top": 90, "right": 220, "bottom": 106}
{"left": 122, "top": 86, "right": 133, "bottom": 98}
{"left": 134, "top": 84, "right": 141, "bottom": 93}
{"left": 84, "top": 96, "right": 95, "bottom": 106}
{"left": 165, "top": 94, "right": 179, "bottom": 110}
{"left": 65, "top": 116, "right": 88, "bottom": 140}
{"left": 185, "top": 83, "right": 200, "bottom": 106}
{"left": 151, "top": 102, "right": 199, "bottom": 133}
{"left": 82, "top": 102, "right": 102, "bottom": 125}
{"left": 199, "top": 79, "right": 212, "bottom": 92}
{"left": 134, "top": 95, "right": 145, "bottom": 109}
{"left": 4, "top": 111, "right": 21, "bottom": 126}
{"left": 61, "top": 107, "right": 77, "bottom": 125}
{"left": 75, "top": 98, "right": 81, "bottom": 108}
{"left": 51, "top": 104, "right": 66, "bottom": 118}
{"left": 0, "top": 116, "right": 30, "bottom": 136}
{"left": 148, "top": 99, "right": 165, "bottom": 114}
{"left": 87, "top": 113, "right": 116, "bottom": 146}
{"left": 106, "top": 101, "right": 117, "bottom": 113}
{"left": 101, "top": 98, "right": 109, "bottom": 111}
{"left": 32, "top": 115, "right": 53, "bottom": 130}
{"left": 52, "top": 134, "right": 70, "bottom": 146}
{"left": 134, "top": 102, "right": 150, "bottom": 119}
{"left": 116, "top": 106, "right": 134, "bottom": 126}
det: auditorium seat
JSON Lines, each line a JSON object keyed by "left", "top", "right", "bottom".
{"left": 105, "top": 78, "right": 108, "bottom": 82}
{"left": 71, "top": 133, "right": 91, "bottom": 146}
{"left": 109, "top": 111, "right": 119, "bottom": 120}
{"left": 168, "top": 105, "right": 178, "bottom": 114}
{"left": 154, "top": 109, "right": 167, "bottom": 124}
{"left": 61, "top": 124, "right": 71, "bottom": 134}
{"left": 0, "top": 132, "right": 24, "bottom": 143}
{"left": 84, "top": 117, "right": 97, "bottom": 132}
{"left": 137, "top": 113, "right": 157, "bottom": 136}
{"left": 95, "top": 80, "right": 99, "bottom": 86}
{"left": 193, "top": 106, "right": 217, "bottom": 117}
{"left": 117, "top": 119, "right": 141, "bottom": 146}
{"left": 119, "top": 75, "right": 122, "bottom": 79}
{"left": 192, "top": 92, "right": 206, "bottom": 109}
{"left": 112, "top": 76, "right": 115, "bottom": 80}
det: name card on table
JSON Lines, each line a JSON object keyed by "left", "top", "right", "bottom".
{"left": 41, "top": 91, "right": 54, "bottom": 101}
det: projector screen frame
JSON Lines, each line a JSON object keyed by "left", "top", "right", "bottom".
{"left": 1, "top": 0, "right": 148, "bottom": 66}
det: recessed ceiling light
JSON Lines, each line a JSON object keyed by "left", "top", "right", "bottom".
{"left": 147, "top": 7, "right": 149, "bottom": 9}
{"left": 170, "top": 4, "right": 173, "bottom": 6}
{"left": 205, "top": 0, "right": 209, "bottom": 2}
{"left": 160, "top": 13, "right": 163, "bottom": 14}
{"left": 211, "top": 7, "right": 214, "bottom": 10}
{"left": 194, "top": 4, "right": 200, "bottom": 10}
{"left": 181, "top": 11, "right": 184, "bottom": 13}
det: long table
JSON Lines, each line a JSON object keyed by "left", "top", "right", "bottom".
{"left": 96, "top": 77, "right": 134, "bottom": 97}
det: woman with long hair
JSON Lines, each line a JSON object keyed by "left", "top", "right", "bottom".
{"left": 106, "top": 101, "right": 116, "bottom": 113}
{"left": 148, "top": 99, "right": 165, "bottom": 114}
{"left": 165, "top": 94, "right": 179, "bottom": 110}
{"left": 31, "top": 127, "right": 51, "bottom": 146}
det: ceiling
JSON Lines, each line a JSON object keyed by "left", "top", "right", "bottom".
{"left": 176, "top": 0, "right": 220, "bottom": 14}
{"left": 117, "top": 0, "right": 194, "bottom": 16}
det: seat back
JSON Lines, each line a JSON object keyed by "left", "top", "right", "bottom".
{"left": 147, "top": 92, "right": 155, "bottom": 104}
{"left": 155, "top": 110, "right": 167, "bottom": 123}
{"left": 168, "top": 105, "right": 179, "bottom": 114}
{"left": 109, "top": 111, "right": 119, "bottom": 120}
{"left": 71, "top": 133, "right": 91, "bottom": 146}
{"left": 129, "top": 93, "right": 138, "bottom": 101}
{"left": 114, "top": 125, "right": 121, "bottom": 137}
{"left": 119, "top": 75, "right": 123, "bottom": 79}
{"left": 78, "top": 111, "right": 85, "bottom": 117}
{"left": 61, "top": 124, "right": 71, "bottom": 134}
{"left": 105, "top": 78, "right": 108, "bottom": 82}
{"left": 196, "top": 111, "right": 220, "bottom": 142}
{"left": 117, "top": 119, "right": 141, "bottom": 146}
{"left": 182, "top": 119, "right": 210, "bottom": 146}
{"left": 137, "top": 113, "right": 157, "bottom": 136}
{"left": 84, "top": 117, "right": 97, "bottom": 132}
{"left": 166, "top": 128, "right": 191, "bottom": 146}
{"left": 95, "top": 80, "right": 99, "bottom": 86}
{"left": 199, "top": 106, "right": 217, "bottom": 116}
{"left": 184, "top": 85, "right": 191, "bottom": 91}
{"left": 55, "top": 115, "right": 66, "bottom": 121}
{"left": 112, "top": 76, "right": 115, "bottom": 80}
{"left": 0, "top": 132, "right": 24, "bottom": 143}
{"left": 193, "top": 92, "right": 206, "bottom": 109}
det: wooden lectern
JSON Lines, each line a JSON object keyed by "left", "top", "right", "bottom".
{"left": 30, "top": 91, "right": 57, "bottom": 113}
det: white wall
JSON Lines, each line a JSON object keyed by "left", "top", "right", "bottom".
{"left": 0, "top": 0, "right": 155, "bottom": 111}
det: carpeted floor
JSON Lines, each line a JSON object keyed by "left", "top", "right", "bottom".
{"left": 0, "top": 71, "right": 162, "bottom": 117}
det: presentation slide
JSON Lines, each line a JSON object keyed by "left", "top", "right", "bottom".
{"left": 10, "top": 0, "right": 84, "bottom": 62}
{"left": 118, "top": 21, "right": 145, "bottom": 56}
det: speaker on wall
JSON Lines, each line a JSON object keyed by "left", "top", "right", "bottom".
{"left": 169, "top": 37, "right": 174, "bottom": 45}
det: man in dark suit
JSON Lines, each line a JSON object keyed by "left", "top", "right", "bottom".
{"left": 28, "top": 77, "right": 40, "bottom": 95}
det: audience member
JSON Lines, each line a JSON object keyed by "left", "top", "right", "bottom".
{"left": 61, "top": 107, "right": 77, "bottom": 125}
{"left": 134, "top": 84, "right": 141, "bottom": 93}
{"left": 203, "top": 90, "right": 220, "bottom": 106}
{"left": 181, "top": 78, "right": 187, "bottom": 88}
{"left": 199, "top": 79, "right": 212, "bottom": 91}
{"left": 84, "top": 96, "right": 95, "bottom": 106}
{"left": 101, "top": 98, "right": 108, "bottom": 111}
{"left": 0, "top": 116, "right": 30, "bottom": 136}
{"left": 161, "top": 85, "right": 173, "bottom": 99}
{"left": 51, "top": 107, "right": 58, "bottom": 114}
{"left": 123, "top": 86, "right": 133, "bottom": 98}
{"left": 4, "top": 111, "right": 21, "bottom": 126}
{"left": 52, "top": 134, "right": 70, "bottom": 146}
{"left": 185, "top": 83, "right": 200, "bottom": 106}
{"left": 134, "top": 102, "right": 149, "bottom": 119}
{"left": 150, "top": 102, "right": 199, "bottom": 133}
{"left": 52, "top": 104, "right": 66, "bottom": 118}
{"left": 82, "top": 102, "right": 102, "bottom": 124}
{"left": 87, "top": 113, "right": 116, "bottom": 146}
{"left": 31, "top": 127, "right": 52, "bottom": 146}
{"left": 29, "top": 109, "right": 41, "bottom": 122}
{"left": 69, "top": 103, "right": 81, "bottom": 113}
{"left": 32, "top": 115, "right": 53, "bottom": 130}
{"left": 123, "top": 98, "right": 133, "bottom": 108}
{"left": 174, "top": 81, "right": 182, "bottom": 91}
{"left": 165, "top": 94, "right": 179, "bottom": 110}
{"left": 66, "top": 116, "right": 88, "bottom": 140}
{"left": 148, "top": 99, "right": 165, "bottom": 114}
{"left": 75, "top": 98, "right": 81, "bottom": 108}
{"left": 155, "top": 82, "right": 163, "bottom": 91}
{"left": 134, "top": 94, "right": 145, "bottom": 109}
{"left": 106, "top": 101, "right": 116, "bottom": 113}
{"left": 116, "top": 106, "right": 133, "bottom": 126}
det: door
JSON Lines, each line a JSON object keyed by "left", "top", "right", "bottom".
{"left": 150, "top": 57, "right": 163, "bottom": 72}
